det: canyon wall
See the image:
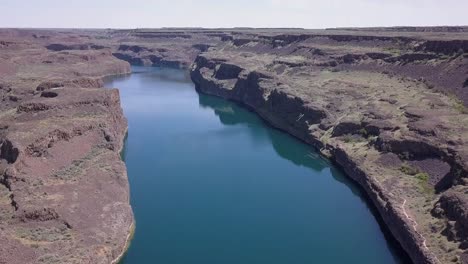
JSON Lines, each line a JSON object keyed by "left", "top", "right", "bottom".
{"left": 0, "top": 32, "right": 133, "bottom": 263}
{"left": 186, "top": 30, "right": 468, "bottom": 264}
{"left": 0, "top": 27, "right": 467, "bottom": 264}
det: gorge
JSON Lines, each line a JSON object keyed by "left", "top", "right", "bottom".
{"left": 106, "top": 66, "right": 408, "bottom": 263}
{"left": 0, "top": 27, "right": 467, "bottom": 263}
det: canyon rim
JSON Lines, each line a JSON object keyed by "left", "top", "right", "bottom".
{"left": 0, "top": 25, "right": 467, "bottom": 264}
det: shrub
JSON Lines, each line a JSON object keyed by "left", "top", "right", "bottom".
{"left": 400, "top": 163, "right": 420, "bottom": 175}
{"left": 449, "top": 94, "right": 467, "bottom": 114}
{"left": 342, "top": 134, "right": 366, "bottom": 144}
{"left": 415, "top": 172, "right": 429, "bottom": 182}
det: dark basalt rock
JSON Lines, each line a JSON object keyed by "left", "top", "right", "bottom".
{"left": 145, "top": 54, "right": 163, "bottom": 65}
{"left": 118, "top": 44, "right": 152, "bottom": 53}
{"left": 46, "top": 43, "right": 106, "bottom": 51}
{"left": 432, "top": 191, "right": 468, "bottom": 247}
{"left": 0, "top": 139, "right": 19, "bottom": 164}
{"left": 375, "top": 136, "right": 444, "bottom": 159}
{"left": 8, "top": 95, "right": 19, "bottom": 102}
{"left": 112, "top": 53, "right": 145, "bottom": 66}
{"left": 221, "top": 35, "right": 234, "bottom": 42}
{"left": 385, "top": 53, "right": 439, "bottom": 63}
{"left": 214, "top": 63, "right": 243, "bottom": 80}
{"left": 19, "top": 208, "right": 59, "bottom": 222}
{"left": 40, "top": 91, "right": 58, "bottom": 98}
{"left": 157, "top": 59, "right": 185, "bottom": 69}
{"left": 331, "top": 121, "right": 362, "bottom": 137}
{"left": 327, "top": 34, "right": 412, "bottom": 43}
{"left": 192, "top": 44, "right": 212, "bottom": 52}
{"left": 232, "top": 38, "right": 252, "bottom": 46}
{"left": 366, "top": 52, "right": 392, "bottom": 60}
{"left": 363, "top": 120, "right": 398, "bottom": 136}
{"left": 342, "top": 54, "right": 366, "bottom": 64}
{"left": 135, "top": 33, "right": 192, "bottom": 39}
{"left": 415, "top": 40, "right": 468, "bottom": 55}
{"left": 408, "top": 158, "right": 451, "bottom": 186}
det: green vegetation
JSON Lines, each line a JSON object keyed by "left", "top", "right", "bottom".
{"left": 53, "top": 147, "right": 104, "bottom": 181}
{"left": 400, "top": 163, "right": 433, "bottom": 195}
{"left": 342, "top": 134, "right": 367, "bottom": 144}
{"left": 400, "top": 163, "right": 420, "bottom": 176}
{"left": 16, "top": 226, "right": 71, "bottom": 242}
{"left": 38, "top": 254, "right": 62, "bottom": 264}
{"left": 358, "top": 128, "right": 369, "bottom": 137}
{"left": 454, "top": 101, "right": 467, "bottom": 114}
{"left": 415, "top": 172, "right": 429, "bottom": 182}
{"left": 53, "top": 159, "right": 84, "bottom": 180}
{"left": 416, "top": 172, "right": 434, "bottom": 196}
{"left": 449, "top": 94, "right": 467, "bottom": 114}
{"left": 383, "top": 47, "right": 402, "bottom": 56}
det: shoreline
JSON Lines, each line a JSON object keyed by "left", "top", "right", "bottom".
{"left": 196, "top": 87, "right": 414, "bottom": 260}
{"left": 190, "top": 62, "right": 439, "bottom": 263}
{"left": 107, "top": 65, "right": 412, "bottom": 263}
{"left": 109, "top": 80, "right": 134, "bottom": 264}
{"left": 111, "top": 222, "right": 135, "bottom": 264}
{"left": 114, "top": 63, "right": 428, "bottom": 262}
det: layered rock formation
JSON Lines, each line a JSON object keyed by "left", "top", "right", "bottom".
{"left": 188, "top": 30, "right": 468, "bottom": 264}
{"left": 0, "top": 30, "right": 133, "bottom": 263}
{"left": 0, "top": 27, "right": 467, "bottom": 264}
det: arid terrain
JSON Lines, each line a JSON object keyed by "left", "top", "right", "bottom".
{"left": 0, "top": 27, "right": 467, "bottom": 263}
{"left": 0, "top": 29, "right": 133, "bottom": 263}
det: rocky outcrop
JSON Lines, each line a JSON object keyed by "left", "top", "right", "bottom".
{"left": 191, "top": 55, "right": 433, "bottom": 263}
{"left": 46, "top": 43, "right": 107, "bottom": 51}
{"left": 191, "top": 40, "right": 468, "bottom": 263}
{"left": 0, "top": 32, "right": 133, "bottom": 264}
{"left": 331, "top": 147, "right": 439, "bottom": 264}
{"left": 415, "top": 40, "right": 468, "bottom": 55}
{"left": 1, "top": 26, "right": 467, "bottom": 264}
{"left": 433, "top": 191, "right": 468, "bottom": 249}
{"left": 0, "top": 139, "right": 19, "bottom": 164}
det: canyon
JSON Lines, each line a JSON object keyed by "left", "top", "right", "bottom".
{"left": 0, "top": 27, "right": 467, "bottom": 263}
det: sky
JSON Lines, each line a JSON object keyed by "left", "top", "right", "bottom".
{"left": 0, "top": 0, "right": 467, "bottom": 29}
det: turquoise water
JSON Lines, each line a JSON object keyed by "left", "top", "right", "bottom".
{"left": 106, "top": 66, "right": 409, "bottom": 264}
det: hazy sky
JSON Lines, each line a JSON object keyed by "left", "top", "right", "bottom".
{"left": 0, "top": 0, "right": 467, "bottom": 28}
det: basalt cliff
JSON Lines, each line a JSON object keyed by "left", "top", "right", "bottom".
{"left": 0, "top": 27, "right": 467, "bottom": 263}
{"left": 0, "top": 29, "right": 132, "bottom": 263}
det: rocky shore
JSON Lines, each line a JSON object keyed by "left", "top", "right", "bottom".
{"left": 0, "top": 27, "right": 467, "bottom": 263}
{"left": 187, "top": 29, "right": 468, "bottom": 264}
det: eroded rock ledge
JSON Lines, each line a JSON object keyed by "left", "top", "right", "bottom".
{"left": 1, "top": 27, "right": 467, "bottom": 264}
{"left": 0, "top": 33, "right": 133, "bottom": 263}
{"left": 188, "top": 30, "right": 468, "bottom": 264}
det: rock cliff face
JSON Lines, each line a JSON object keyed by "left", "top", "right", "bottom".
{"left": 0, "top": 30, "right": 133, "bottom": 264}
{"left": 0, "top": 27, "right": 467, "bottom": 264}
{"left": 188, "top": 29, "right": 468, "bottom": 264}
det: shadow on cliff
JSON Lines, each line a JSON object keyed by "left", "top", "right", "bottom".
{"left": 197, "top": 92, "right": 412, "bottom": 264}
{"left": 197, "top": 93, "right": 365, "bottom": 189}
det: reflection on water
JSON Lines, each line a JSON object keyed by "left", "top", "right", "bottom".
{"left": 198, "top": 94, "right": 332, "bottom": 172}
{"left": 105, "top": 66, "right": 410, "bottom": 264}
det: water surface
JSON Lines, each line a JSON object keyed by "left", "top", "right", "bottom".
{"left": 105, "top": 66, "right": 409, "bottom": 264}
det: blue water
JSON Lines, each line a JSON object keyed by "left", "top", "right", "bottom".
{"left": 105, "top": 66, "right": 409, "bottom": 264}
